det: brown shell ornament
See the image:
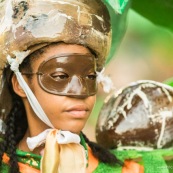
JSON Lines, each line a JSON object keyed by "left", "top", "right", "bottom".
{"left": 96, "top": 80, "right": 173, "bottom": 149}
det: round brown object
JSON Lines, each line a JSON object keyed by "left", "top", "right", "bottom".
{"left": 96, "top": 80, "right": 173, "bottom": 149}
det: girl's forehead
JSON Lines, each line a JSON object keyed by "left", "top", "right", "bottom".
{"left": 33, "top": 44, "right": 93, "bottom": 65}
{"left": 45, "top": 43, "right": 91, "bottom": 53}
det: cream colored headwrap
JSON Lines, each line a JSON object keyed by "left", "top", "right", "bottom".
{"left": 0, "top": 0, "right": 111, "bottom": 71}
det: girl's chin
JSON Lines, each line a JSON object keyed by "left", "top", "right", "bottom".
{"left": 53, "top": 122, "right": 86, "bottom": 134}
{"left": 52, "top": 127, "right": 83, "bottom": 134}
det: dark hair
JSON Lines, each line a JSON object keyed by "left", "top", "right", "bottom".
{"left": 82, "top": 132, "right": 122, "bottom": 166}
{"left": 0, "top": 43, "right": 122, "bottom": 173}
{"left": 0, "top": 66, "right": 27, "bottom": 173}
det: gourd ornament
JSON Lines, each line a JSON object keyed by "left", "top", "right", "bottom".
{"left": 96, "top": 80, "right": 173, "bottom": 173}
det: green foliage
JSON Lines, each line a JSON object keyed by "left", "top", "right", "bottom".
{"left": 102, "top": 0, "right": 131, "bottom": 64}
{"left": 131, "top": 0, "right": 173, "bottom": 32}
{"left": 164, "top": 78, "right": 173, "bottom": 87}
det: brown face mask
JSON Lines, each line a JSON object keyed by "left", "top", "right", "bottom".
{"left": 23, "top": 53, "right": 97, "bottom": 97}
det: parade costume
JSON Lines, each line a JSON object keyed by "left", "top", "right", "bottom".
{"left": 0, "top": 0, "right": 132, "bottom": 173}
{"left": 1, "top": 0, "right": 171, "bottom": 172}
{"left": 2, "top": 150, "right": 143, "bottom": 173}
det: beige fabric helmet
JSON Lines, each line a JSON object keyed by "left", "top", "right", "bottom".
{"left": 0, "top": 0, "right": 111, "bottom": 72}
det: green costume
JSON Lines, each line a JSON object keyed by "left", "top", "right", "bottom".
{"left": 1, "top": 148, "right": 173, "bottom": 173}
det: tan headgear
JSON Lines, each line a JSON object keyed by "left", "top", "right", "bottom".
{"left": 0, "top": 0, "right": 111, "bottom": 72}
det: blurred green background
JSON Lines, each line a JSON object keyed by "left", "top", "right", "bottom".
{"left": 83, "top": 8, "right": 173, "bottom": 141}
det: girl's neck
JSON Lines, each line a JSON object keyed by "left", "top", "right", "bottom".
{"left": 18, "top": 129, "right": 45, "bottom": 155}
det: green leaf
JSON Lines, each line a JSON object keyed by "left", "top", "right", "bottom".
{"left": 102, "top": 0, "right": 131, "bottom": 64}
{"left": 131, "top": 0, "right": 173, "bottom": 32}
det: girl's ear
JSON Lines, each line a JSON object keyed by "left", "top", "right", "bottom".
{"left": 11, "top": 74, "right": 26, "bottom": 97}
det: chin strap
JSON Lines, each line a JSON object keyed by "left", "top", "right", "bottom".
{"left": 7, "top": 53, "right": 54, "bottom": 128}
{"left": 27, "top": 129, "right": 87, "bottom": 173}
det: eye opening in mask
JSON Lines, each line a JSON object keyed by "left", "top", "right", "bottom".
{"left": 49, "top": 71, "right": 70, "bottom": 81}
{"left": 22, "top": 53, "right": 98, "bottom": 96}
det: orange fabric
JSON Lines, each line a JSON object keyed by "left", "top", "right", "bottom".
{"left": 122, "top": 160, "right": 144, "bottom": 173}
{"left": 17, "top": 162, "right": 40, "bottom": 173}
{"left": 86, "top": 147, "right": 99, "bottom": 173}
{"left": 2, "top": 153, "right": 40, "bottom": 173}
{"left": 3, "top": 151, "right": 144, "bottom": 173}
{"left": 2, "top": 147, "right": 98, "bottom": 173}
{"left": 2, "top": 153, "right": 9, "bottom": 164}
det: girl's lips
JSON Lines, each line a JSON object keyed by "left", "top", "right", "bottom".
{"left": 68, "top": 110, "right": 87, "bottom": 117}
{"left": 65, "top": 105, "right": 89, "bottom": 118}
{"left": 66, "top": 105, "right": 89, "bottom": 111}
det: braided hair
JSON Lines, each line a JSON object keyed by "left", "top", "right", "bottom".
{"left": 0, "top": 66, "right": 27, "bottom": 173}
{"left": 0, "top": 48, "right": 34, "bottom": 172}
{"left": 0, "top": 43, "right": 122, "bottom": 173}
{"left": 82, "top": 132, "right": 122, "bottom": 166}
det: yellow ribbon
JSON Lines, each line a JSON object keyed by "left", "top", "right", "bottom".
{"left": 41, "top": 129, "right": 86, "bottom": 173}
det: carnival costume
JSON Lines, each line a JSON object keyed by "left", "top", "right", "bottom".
{"left": 0, "top": 0, "right": 137, "bottom": 173}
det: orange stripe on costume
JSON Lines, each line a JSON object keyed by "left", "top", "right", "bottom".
{"left": 86, "top": 146, "right": 99, "bottom": 173}
{"left": 3, "top": 152, "right": 144, "bottom": 173}
{"left": 122, "top": 160, "right": 144, "bottom": 173}
{"left": 86, "top": 147, "right": 144, "bottom": 173}
{"left": 2, "top": 153, "right": 40, "bottom": 173}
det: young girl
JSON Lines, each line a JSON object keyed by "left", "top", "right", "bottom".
{"left": 0, "top": 0, "right": 142, "bottom": 172}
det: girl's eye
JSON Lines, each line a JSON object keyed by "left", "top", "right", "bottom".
{"left": 50, "top": 72, "right": 69, "bottom": 80}
{"left": 86, "top": 73, "right": 97, "bottom": 80}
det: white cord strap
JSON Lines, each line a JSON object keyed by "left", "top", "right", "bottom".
{"left": 7, "top": 53, "right": 54, "bottom": 128}
{"left": 96, "top": 68, "right": 115, "bottom": 93}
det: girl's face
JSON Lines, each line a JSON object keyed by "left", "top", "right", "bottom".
{"left": 25, "top": 43, "right": 96, "bottom": 134}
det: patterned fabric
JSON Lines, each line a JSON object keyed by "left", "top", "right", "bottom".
{"left": 17, "top": 149, "right": 41, "bottom": 169}
{"left": 1, "top": 148, "right": 173, "bottom": 173}
{"left": 113, "top": 149, "right": 173, "bottom": 173}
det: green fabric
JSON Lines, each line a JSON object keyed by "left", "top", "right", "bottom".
{"left": 1, "top": 149, "right": 123, "bottom": 173}
{"left": 102, "top": 0, "right": 130, "bottom": 65}
{"left": 142, "top": 153, "right": 168, "bottom": 173}
{"left": 2, "top": 148, "right": 173, "bottom": 172}
{"left": 131, "top": 0, "right": 173, "bottom": 32}
{"left": 16, "top": 149, "right": 41, "bottom": 169}
{"left": 101, "top": 0, "right": 173, "bottom": 64}
{"left": 94, "top": 148, "right": 173, "bottom": 173}
{"left": 103, "top": 0, "right": 129, "bottom": 14}
{"left": 0, "top": 162, "right": 9, "bottom": 173}
{"left": 0, "top": 150, "right": 41, "bottom": 173}
{"left": 93, "top": 162, "right": 122, "bottom": 173}
{"left": 166, "top": 160, "right": 173, "bottom": 173}
{"left": 163, "top": 78, "right": 173, "bottom": 87}
{"left": 80, "top": 133, "right": 89, "bottom": 167}
{"left": 112, "top": 148, "right": 173, "bottom": 173}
